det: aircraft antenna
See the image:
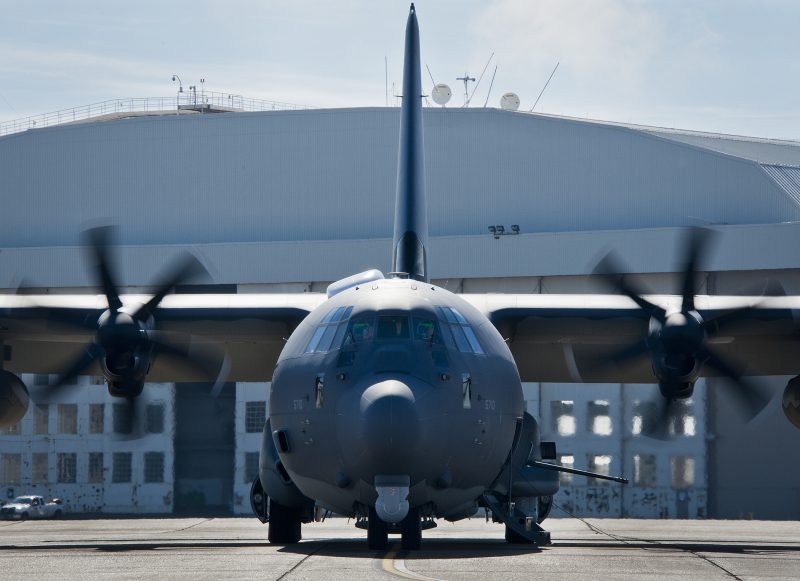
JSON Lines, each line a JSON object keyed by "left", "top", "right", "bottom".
{"left": 483, "top": 65, "right": 498, "bottom": 107}
{"left": 529, "top": 61, "right": 560, "bottom": 112}
{"left": 467, "top": 52, "right": 494, "bottom": 106}
{"left": 456, "top": 72, "right": 475, "bottom": 107}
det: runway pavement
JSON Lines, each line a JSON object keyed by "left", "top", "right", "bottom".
{"left": 0, "top": 516, "right": 798, "bottom": 580}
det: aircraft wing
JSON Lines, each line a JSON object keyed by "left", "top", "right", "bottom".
{"left": 460, "top": 294, "right": 800, "bottom": 383}
{"left": 0, "top": 293, "right": 328, "bottom": 382}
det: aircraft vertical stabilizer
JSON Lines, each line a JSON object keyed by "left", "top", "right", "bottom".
{"left": 391, "top": 3, "right": 429, "bottom": 282}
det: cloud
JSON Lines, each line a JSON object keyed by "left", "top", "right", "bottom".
{"left": 476, "top": 0, "right": 662, "bottom": 94}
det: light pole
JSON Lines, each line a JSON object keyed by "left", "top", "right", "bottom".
{"left": 172, "top": 74, "right": 183, "bottom": 113}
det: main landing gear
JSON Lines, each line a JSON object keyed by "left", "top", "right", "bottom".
{"left": 367, "top": 506, "right": 422, "bottom": 551}
{"left": 268, "top": 499, "right": 302, "bottom": 544}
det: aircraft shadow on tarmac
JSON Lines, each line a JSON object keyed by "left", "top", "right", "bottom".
{"left": 0, "top": 537, "right": 797, "bottom": 558}
{"left": 274, "top": 538, "right": 800, "bottom": 560}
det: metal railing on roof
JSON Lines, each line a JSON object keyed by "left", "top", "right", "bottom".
{"left": 0, "top": 92, "right": 312, "bottom": 137}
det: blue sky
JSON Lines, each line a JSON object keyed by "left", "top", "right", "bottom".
{"left": 1, "top": 0, "right": 799, "bottom": 139}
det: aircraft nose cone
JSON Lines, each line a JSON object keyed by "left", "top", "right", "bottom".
{"left": 360, "top": 380, "right": 420, "bottom": 469}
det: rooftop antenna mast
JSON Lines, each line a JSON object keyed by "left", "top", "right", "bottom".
{"left": 467, "top": 52, "right": 494, "bottom": 106}
{"left": 456, "top": 72, "right": 475, "bottom": 107}
{"left": 530, "top": 61, "right": 560, "bottom": 112}
{"left": 426, "top": 64, "right": 436, "bottom": 86}
{"left": 483, "top": 65, "right": 498, "bottom": 107}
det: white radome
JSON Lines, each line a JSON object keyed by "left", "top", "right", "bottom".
{"left": 500, "top": 92, "right": 520, "bottom": 111}
{"left": 431, "top": 83, "right": 452, "bottom": 106}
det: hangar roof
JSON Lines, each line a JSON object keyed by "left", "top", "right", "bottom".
{"left": 2, "top": 107, "right": 799, "bottom": 251}
{"left": 528, "top": 112, "right": 800, "bottom": 166}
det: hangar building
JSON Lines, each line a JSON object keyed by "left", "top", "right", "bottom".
{"left": 1, "top": 101, "right": 799, "bottom": 519}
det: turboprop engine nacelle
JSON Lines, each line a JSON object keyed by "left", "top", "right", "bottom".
{"left": 783, "top": 376, "right": 800, "bottom": 430}
{"left": 0, "top": 370, "right": 29, "bottom": 428}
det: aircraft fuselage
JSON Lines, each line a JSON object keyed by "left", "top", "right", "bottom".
{"left": 269, "top": 277, "right": 523, "bottom": 519}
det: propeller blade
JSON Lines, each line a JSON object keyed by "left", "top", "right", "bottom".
{"left": 585, "top": 339, "right": 651, "bottom": 378}
{"left": 48, "top": 343, "right": 104, "bottom": 391}
{"left": 641, "top": 396, "right": 682, "bottom": 440}
{"left": 149, "top": 331, "right": 229, "bottom": 389}
{"left": 703, "top": 347, "right": 770, "bottom": 420}
{"left": 607, "top": 339, "right": 651, "bottom": 366}
{"left": 594, "top": 253, "right": 666, "bottom": 320}
{"left": 133, "top": 253, "right": 207, "bottom": 322}
{"left": 704, "top": 305, "right": 761, "bottom": 336}
{"left": 112, "top": 396, "right": 143, "bottom": 440}
{"left": 85, "top": 227, "right": 122, "bottom": 313}
{"left": 680, "top": 227, "right": 713, "bottom": 312}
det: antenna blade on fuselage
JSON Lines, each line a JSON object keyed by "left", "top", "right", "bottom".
{"left": 392, "top": 3, "right": 429, "bottom": 282}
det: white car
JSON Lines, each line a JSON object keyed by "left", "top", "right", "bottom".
{"left": 0, "top": 496, "right": 64, "bottom": 520}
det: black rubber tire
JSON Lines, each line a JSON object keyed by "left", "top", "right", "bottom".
{"left": 400, "top": 507, "right": 421, "bottom": 550}
{"left": 268, "top": 500, "right": 302, "bottom": 544}
{"left": 20, "top": 512, "right": 29, "bottom": 521}
{"left": 505, "top": 524, "right": 533, "bottom": 544}
{"left": 54, "top": 510, "right": 63, "bottom": 519}
{"left": 367, "top": 506, "right": 388, "bottom": 551}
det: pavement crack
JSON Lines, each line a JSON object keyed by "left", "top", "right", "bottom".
{"left": 157, "top": 517, "right": 214, "bottom": 534}
{"left": 554, "top": 503, "right": 742, "bottom": 580}
{"left": 276, "top": 542, "right": 330, "bottom": 580}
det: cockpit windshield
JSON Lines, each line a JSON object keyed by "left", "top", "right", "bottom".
{"left": 342, "top": 316, "right": 443, "bottom": 344}
{"left": 377, "top": 316, "right": 410, "bottom": 339}
{"left": 412, "top": 318, "right": 443, "bottom": 344}
{"left": 348, "top": 319, "right": 375, "bottom": 343}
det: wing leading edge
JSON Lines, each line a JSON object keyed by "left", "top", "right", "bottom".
{"left": 462, "top": 293, "right": 799, "bottom": 383}
{"left": 0, "top": 293, "right": 327, "bottom": 382}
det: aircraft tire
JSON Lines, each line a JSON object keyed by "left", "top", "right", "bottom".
{"left": 504, "top": 524, "right": 534, "bottom": 544}
{"left": 367, "top": 507, "right": 388, "bottom": 551}
{"left": 400, "top": 507, "right": 421, "bottom": 550}
{"left": 267, "top": 500, "right": 302, "bottom": 544}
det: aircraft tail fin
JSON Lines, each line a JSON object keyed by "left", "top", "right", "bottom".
{"left": 391, "top": 3, "right": 428, "bottom": 282}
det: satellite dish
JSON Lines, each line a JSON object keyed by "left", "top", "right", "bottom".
{"left": 500, "top": 92, "right": 520, "bottom": 111}
{"left": 431, "top": 83, "right": 452, "bottom": 106}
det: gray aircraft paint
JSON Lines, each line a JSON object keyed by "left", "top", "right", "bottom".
{"left": 263, "top": 6, "right": 534, "bottom": 526}
{"left": 268, "top": 278, "right": 525, "bottom": 519}
{"left": 391, "top": 4, "right": 428, "bottom": 283}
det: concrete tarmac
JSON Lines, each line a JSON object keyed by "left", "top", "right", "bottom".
{"left": 0, "top": 516, "right": 798, "bottom": 580}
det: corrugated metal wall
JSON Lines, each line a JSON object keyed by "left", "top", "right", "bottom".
{"left": 1, "top": 108, "right": 798, "bottom": 249}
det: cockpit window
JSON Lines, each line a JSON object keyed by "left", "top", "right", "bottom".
{"left": 412, "top": 318, "right": 443, "bottom": 344}
{"left": 436, "top": 306, "right": 485, "bottom": 354}
{"left": 347, "top": 319, "right": 375, "bottom": 343}
{"left": 304, "top": 306, "right": 354, "bottom": 353}
{"left": 377, "top": 316, "right": 410, "bottom": 340}
{"left": 321, "top": 306, "right": 352, "bottom": 324}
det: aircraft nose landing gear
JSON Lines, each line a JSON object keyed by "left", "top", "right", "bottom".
{"left": 400, "top": 507, "right": 421, "bottom": 550}
{"left": 367, "top": 506, "right": 389, "bottom": 551}
{"left": 366, "top": 506, "right": 423, "bottom": 551}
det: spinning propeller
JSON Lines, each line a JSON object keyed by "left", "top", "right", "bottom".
{"left": 594, "top": 228, "right": 769, "bottom": 438}
{"left": 38, "top": 227, "right": 227, "bottom": 433}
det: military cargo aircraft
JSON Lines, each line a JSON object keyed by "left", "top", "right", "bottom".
{"left": 1, "top": 4, "right": 799, "bottom": 550}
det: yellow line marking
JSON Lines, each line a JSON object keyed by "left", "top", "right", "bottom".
{"left": 381, "top": 543, "right": 443, "bottom": 581}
